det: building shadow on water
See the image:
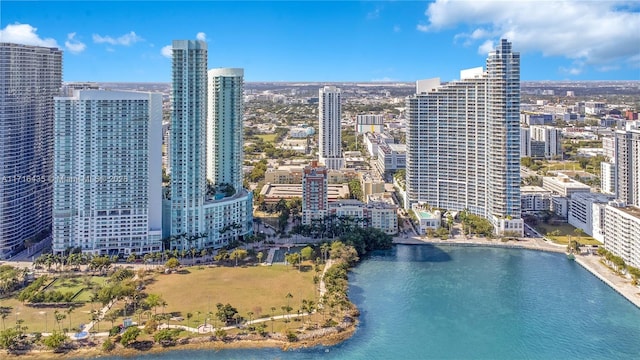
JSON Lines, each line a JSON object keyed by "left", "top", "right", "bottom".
{"left": 387, "top": 244, "right": 453, "bottom": 263}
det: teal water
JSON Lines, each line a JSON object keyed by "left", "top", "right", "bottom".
{"left": 98, "top": 245, "right": 640, "bottom": 359}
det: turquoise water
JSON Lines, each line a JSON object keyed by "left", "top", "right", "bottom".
{"left": 97, "top": 245, "right": 640, "bottom": 359}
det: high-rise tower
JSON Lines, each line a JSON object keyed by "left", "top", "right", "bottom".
{"left": 318, "top": 86, "right": 343, "bottom": 170}
{"left": 0, "top": 43, "right": 62, "bottom": 258}
{"left": 207, "top": 68, "right": 244, "bottom": 190}
{"left": 405, "top": 39, "right": 522, "bottom": 235}
{"left": 614, "top": 128, "right": 640, "bottom": 207}
{"left": 167, "top": 40, "right": 252, "bottom": 250}
{"left": 53, "top": 90, "right": 163, "bottom": 255}
{"left": 170, "top": 40, "right": 208, "bottom": 238}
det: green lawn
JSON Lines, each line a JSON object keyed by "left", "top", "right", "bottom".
{"left": 543, "top": 161, "right": 580, "bottom": 171}
{"left": 141, "top": 264, "right": 318, "bottom": 328}
{"left": 2, "top": 297, "right": 100, "bottom": 333}
{"left": 255, "top": 134, "right": 277, "bottom": 143}
{"left": 535, "top": 223, "right": 601, "bottom": 245}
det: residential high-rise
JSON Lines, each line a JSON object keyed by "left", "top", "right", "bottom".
{"left": 318, "top": 86, "right": 343, "bottom": 170}
{"left": 614, "top": 129, "right": 640, "bottom": 207}
{"left": 207, "top": 68, "right": 244, "bottom": 190}
{"left": 167, "top": 40, "right": 252, "bottom": 250}
{"left": 530, "top": 125, "right": 562, "bottom": 159}
{"left": 302, "top": 161, "right": 328, "bottom": 225}
{"left": 0, "top": 43, "right": 62, "bottom": 259}
{"left": 405, "top": 39, "right": 523, "bottom": 235}
{"left": 52, "top": 90, "right": 163, "bottom": 255}
{"left": 170, "top": 40, "right": 208, "bottom": 239}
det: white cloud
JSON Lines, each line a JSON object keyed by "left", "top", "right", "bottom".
{"left": 93, "top": 31, "right": 143, "bottom": 46}
{"left": 418, "top": 0, "right": 640, "bottom": 69}
{"left": 161, "top": 45, "right": 172, "bottom": 58}
{"left": 0, "top": 23, "right": 58, "bottom": 48}
{"left": 477, "top": 40, "right": 494, "bottom": 55}
{"left": 196, "top": 32, "right": 207, "bottom": 41}
{"left": 64, "top": 32, "right": 86, "bottom": 54}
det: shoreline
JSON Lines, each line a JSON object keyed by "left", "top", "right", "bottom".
{"left": 394, "top": 235, "right": 640, "bottom": 309}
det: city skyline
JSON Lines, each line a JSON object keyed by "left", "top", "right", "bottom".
{"left": 2, "top": 1, "right": 639, "bottom": 82}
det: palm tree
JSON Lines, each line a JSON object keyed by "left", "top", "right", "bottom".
{"left": 186, "top": 312, "right": 193, "bottom": 327}
{"left": 66, "top": 305, "right": 75, "bottom": 332}
{"left": 320, "top": 243, "right": 330, "bottom": 263}
{"left": 0, "top": 307, "right": 11, "bottom": 330}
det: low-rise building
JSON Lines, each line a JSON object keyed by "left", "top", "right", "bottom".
{"left": 361, "top": 173, "right": 385, "bottom": 200}
{"left": 543, "top": 175, "right": 591, "bottom": 197}
{"left": 260, "top": 183, "right": 350, "bottom": 205}
{"left": 521, "top": 186, "right": 552, "bottom": 213}
{"left": 364, "top": 132, "right": 395, "bottom": 158}
{"left": 567, "top": 192, "right": 615, "bottom": 242}
{"left": 411, "top": 203, "right": 442, "bottom": 234}
{"left": 604, "top": 203, "right": 640, "bottom": 269}
{"left": 328, "top": 199, "right": 398, "bottom": 235}
{"left": 551, "top": 196, "right": 569, "bottom": 218}
{"left": 377, "top": 143, "right": 406, "bottom": 174}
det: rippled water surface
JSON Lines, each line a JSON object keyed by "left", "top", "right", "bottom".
{"left": 97, "top": 245, "right": 640, "bottom": 359}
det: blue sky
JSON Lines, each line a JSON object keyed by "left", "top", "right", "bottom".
{"left": 2, "top": 1, "right": 639, "bottom": 82}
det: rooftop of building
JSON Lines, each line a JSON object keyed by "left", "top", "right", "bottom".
{"left": 569, "top": 192, "right": 614, "bottom": 203}
{"left": 543, "top": 175, "right": 591, "bottom": 189}
{"left": 520, "top": 186, "right": 550, "bottom": 194}
{"left": 259, "top": 183, "right": 349, "bottom": 201}
{"left": 615, "top": 205, "right": 640, "bottom": 220}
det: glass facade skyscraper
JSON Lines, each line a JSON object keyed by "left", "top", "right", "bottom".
{"left": 168, "top": 40, "right": 252, "bottom": 250}
{"left": 0, "top": 43, "right": 62, "bottom": 258}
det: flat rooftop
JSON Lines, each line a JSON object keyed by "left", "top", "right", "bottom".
{"left": 521, "top": 186, "right": 549, "bottom": 194}
{"left": 619, "top": 206, "right": 640, "bottom": 220}
{"left": 260, "top": 183, "right": 350, "bottom": 202}
{"left": 416, "top": 210, "right": 439, "bottom": 219}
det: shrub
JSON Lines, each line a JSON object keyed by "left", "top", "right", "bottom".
{"left": 102, "top": 338, "right": 115, "bottom": 352}
{"left": 109, "top": 325, "right": 121, "bottom": 337}
{"left": 285, "top": 330, "right": 298, "bottom": 342}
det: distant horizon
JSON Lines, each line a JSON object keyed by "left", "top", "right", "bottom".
{"left": 69, "top": 79, "right": 640, "bottom": 85}
{"left": 3, "top": 1, "right": 638, "bottom": 82}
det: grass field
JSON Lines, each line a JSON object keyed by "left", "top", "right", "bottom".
{"left": 2, "top": 297, "right": 99, "bottom": 333}
{"left": 2, "top": 275, "right": 110, "bottom": 333}
{"left": 543, "top": 161, "right": 580, "bottom": 171}
{"left": 255, "top": 134, "right": 277, "bottom": 143}
{"left": 534, "top": 223, "right": 601, "bottom": 245}
{"left": 142, "top": 264, "right": 317, "bottom": 323}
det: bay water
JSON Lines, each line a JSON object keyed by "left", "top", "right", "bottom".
{"left": 98, "top": 245, "right": 640, "bottom": 359}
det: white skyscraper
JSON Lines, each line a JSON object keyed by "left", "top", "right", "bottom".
{"left": 168, "top": 40, "right": 252, "bottom": 250}
{"left": 405, "top": 39, "right": 522, "bottom": 235}
{"left": 0, "top": 43, "right": 62, "bottom": 259}
{"left": 52, "top": 90, "right": 163, "bottom": 255}
{"left": 319, "top": 86, "right": 344, "bottom": 170}
{"left": 207, "top": 68, "right": 244, "bottom": 190}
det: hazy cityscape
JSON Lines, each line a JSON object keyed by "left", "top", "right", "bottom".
{"left": 1, "top": 1, "right": 640, "bottom": 359}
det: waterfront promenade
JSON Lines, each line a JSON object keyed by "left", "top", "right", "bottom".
{"left": 394, "top": 235, "right": 640, "bottom": 309}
